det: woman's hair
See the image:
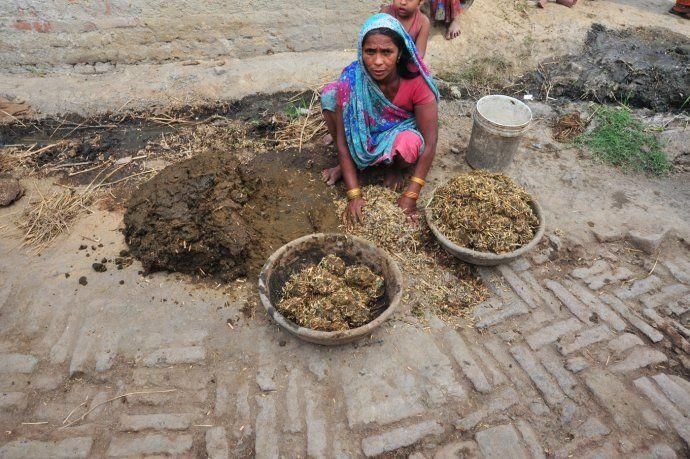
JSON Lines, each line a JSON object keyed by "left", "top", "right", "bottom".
{"left": 362, "top": 28, "right": 420, "bottom": 79}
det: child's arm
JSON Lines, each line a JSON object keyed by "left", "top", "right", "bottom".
{"left": 415, "top": 14, "right": 431, "bottom": 59}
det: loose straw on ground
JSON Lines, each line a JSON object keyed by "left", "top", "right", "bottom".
{"left": 59, "top": 389, "right": 176, "bottom": 430}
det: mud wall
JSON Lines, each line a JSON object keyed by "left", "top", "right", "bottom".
{"left": 0, "top": 0, "right": 374, "bottom": 70}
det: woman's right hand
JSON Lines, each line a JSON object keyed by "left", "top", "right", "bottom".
{"left": 342, "top": 198, "right": 366, "bottom": 226}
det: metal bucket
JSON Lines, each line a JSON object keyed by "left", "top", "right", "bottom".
{"left": 466, "top": 95, "right": 532, "bottom": 171}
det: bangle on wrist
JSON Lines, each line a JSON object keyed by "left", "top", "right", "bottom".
{"left": 409, "top": 176, "right": 425, "bottom": 187}
{"left": 402, "top": 190, "right": 419, "bottom": 200}
{"left": 346, "top": 187, "right": 362, "bottom": 201}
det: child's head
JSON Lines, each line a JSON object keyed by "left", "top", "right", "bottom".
{"left": 391, "top": 0, "right": 423, "bottom": 18}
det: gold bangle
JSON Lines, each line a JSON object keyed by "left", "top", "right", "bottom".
{"left": 402, "top": 191, "right": 419, "bottom": 200}
{"left": 346, "top": 188, "right": 362, "bottom": 200}
{"left": 410, "top": 176, "right": 425, "bottom": 187}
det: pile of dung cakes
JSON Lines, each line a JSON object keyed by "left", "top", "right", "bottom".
{"left": 277, "top": 254, "right": 385, "bottom": 332}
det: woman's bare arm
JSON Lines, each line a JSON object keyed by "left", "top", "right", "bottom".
{"left": 336, "top": 105, "right": 365, "bottom": 223}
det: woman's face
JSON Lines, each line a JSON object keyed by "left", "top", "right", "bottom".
{"left": 362, "top": 33, "right": 400, "bottom": 82}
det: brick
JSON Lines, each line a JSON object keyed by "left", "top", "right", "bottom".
{"left": 485, "top": 340, "right": 550, "bottom": 415}
{"left": 565, "top": 357, "right": 589, "bottom": 373}
{"left": 256, "top": 365, "right": 277, "bottom": 391}
{"left": 611, "top": 346, "right": 667, "bottom": 373}
{"left": 580, "top": 441, "right": 618, "bottom": 459}
{"left": 69, "top": 325, "right": 92, "bottom": 376}
{"left": 233, "top": 381, "right": 253, "bottom": 439}
{"left": 608, "top": 333, "right": 644, "bottom": 353}
{"left": 627, "top": 229, "right": 668, "bottom": 255}
{"left": 95, "top": 331, "right": 120, "bottom": 373}
{"left": 106, "top": 434, "right": 193, "bottom": 456}
{"left": 470, "top": 345, "right": 507, "bottom": 385}
{"left": 475, "top": 300, "right": 529, "bottom": 329}
{"left": 433, "top": 440, "right": 479, "bottom": 458}
{"left": 601, "top": 294, "right": 664, "bottom": 343}
{"left": 565, "top": 280, "right": 627, "bottom": 331}
{"left": 668, "top": 293, "right": 690, "bottom": 316}
{"left": 545, "top": 280, "right": 592, "bottom": 323}
{"left": 587, "top": 267, "right": 634, "bottom": 290}
{"left": 592, "top": 228, "right": 623, "bottom": 243}
{"left": 285, "top": 368, "right": 303, "bottom": 433}
{"left": 663, "top": 259, "right": 690, "bottom": 284}
{"left": 132, "top": 368, "right": 213, "bottom": 390}
{"left": 554, "top": 417, "right": 610, "bottom": 459}
{"left": 475, "top": 424, "right": 528, "bottom": 459}
{"left": 205, "top": 426, "right": 228, "bottom": 459}
{"left": 631, "top": 443, "right": 679, "bottom": 459}
{"left": 640, "top": 284, "right": 689, "bottom": 309}
{"left": 497, "top": 265, "right": 541, "bottom": 309}
{"left": 0, "top": 353, "right": 38, "bottom": 373}
{"left": 0, "top": 391, "right": 27, "bottom": 411}
{"left": 634, "top": 376, "right": 690, "bottom": 447}
{"left": 510, "top": 344, "right": 564, "bottom": 407}
{"left": 343, "top": 373, "right": 421, "bottom": 430}
{"left": 445, "top": 330, "right": 491, "bottom": 393}
{"left": 361, "top": 420, "right": 443, "bottom": 457}
{"left": 254, "top": 395, "right": 278, "bottom": 458}
{"left": 651, "top": 374, "right": 690, "bottom": 418}
{"left": 572, "top": 260, "right": 609, "bottom": 280}
{"left": 557, "top": 325, "right": 612, "bottom": 355}
{"left": 454, "top": 387, "right": 519, "bottom": 431}
{"left": 306, "top": 388, "right": 327, "bottom": 458}
{"left": 118, "top": 413, "right": 195, "bottom": 431}
{"left": 526, "top": 318, "right": 582, "bottom": 350}
{"left": 0, "top": 437, "right": 93, "bottom": 458}
{"left": 142, "top": 346, "right": 205, "bottom": 367}
{"left": 521, "top": 272, "right": 562, "bottom": 314}
{"left": 584, "top": 368, "right": 662, "bottom": 431}
{"left": 509, "top": 257, "right": 531, "bottom": 272}
{"left": 614, "top": 275, "right": 662, "bottom": 300}
{"left": 537, "top": 347, "right": 578, "bottom": 397}
{"left": 515, "top": 420, "right": 545, "bottom": 459}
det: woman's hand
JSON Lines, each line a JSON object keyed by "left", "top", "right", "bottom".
{"left": 342, "top": 198, "right": 366, "bottom": 226}
{"left": 398, "top": 196, "right": 419, "bottom": 225}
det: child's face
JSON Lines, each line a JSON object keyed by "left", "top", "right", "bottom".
{"left": 392, "top": 0, "right": 422, "bottom": 18}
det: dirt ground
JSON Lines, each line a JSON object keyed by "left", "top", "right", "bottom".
{"left": 1, "top": 1, "right": 690, "bottom": 457}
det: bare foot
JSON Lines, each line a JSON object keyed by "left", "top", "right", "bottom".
{"left": 537, "top": 0, "right": 547, "bottom": 8}
{"left": 383, "top": 167, "right": 405, "bottom": 191}
{"left": 322, "top": 165, "right": 342, "bottom": 186}
{"left": 322, "top": 133, "right": 333, "bottom": 146}
{"left": 445, "top": 18, "right": 461, "bottom": 40}
{"left": 556, "top": 0, "right": 577, "bottom": 7}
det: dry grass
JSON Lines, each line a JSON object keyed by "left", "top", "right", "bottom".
{"left": 553, "top": 111, "right": 586, "bottom": 142}
{"left": 428, "top": 171, "right": 539, "bottom": 254}
{"left": 336, "top": 186, "right": 487, "bottom": 324}
{"left": 17, "top": 186, "right": 96, "bottom": 253}
{"left": 271, "top": 89, "right": 327, "bottom": 151}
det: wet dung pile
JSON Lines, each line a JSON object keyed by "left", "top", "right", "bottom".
{"left": 124, "top": 149, "right": 340, "bottom": 280}
{"left": 277, "top": 254, "right": 385, "bottom": 332}
{"left": 428, "top": 171, "right": 538, "bottom": 254}
{"left": 528, "top": 24, "right": 690, "bottom": 112}
{"left": 124, "top": 151, "right": 257, "bottom": 280}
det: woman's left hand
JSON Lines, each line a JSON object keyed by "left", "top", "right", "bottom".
{"left": 397, "top": 196, "right": 419, "bottom": 225}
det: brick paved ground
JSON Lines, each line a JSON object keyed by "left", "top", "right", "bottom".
{"left": 1, "top": 207, "right": 689, "bottom": 458}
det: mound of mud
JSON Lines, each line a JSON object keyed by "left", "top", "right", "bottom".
{"left": 124, "top": 152, "right": 257, "bottom": 281}
{"left": 124, "top": 149, "right": 340, "bottom": 281}
{"left": 527, "top": 24, "right": 690, "bottom": 112}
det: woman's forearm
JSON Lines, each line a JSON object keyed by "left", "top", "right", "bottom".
{"left": 335, "top": 105, "right": 360, "bottom": 190}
